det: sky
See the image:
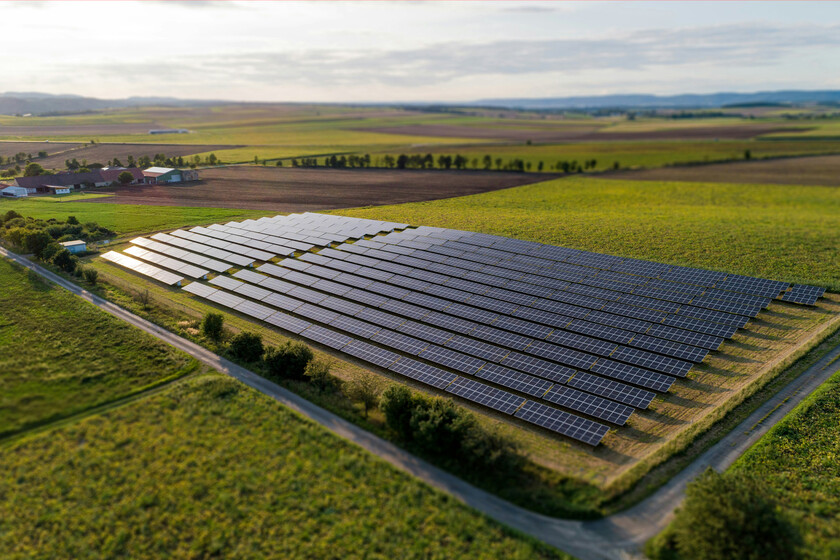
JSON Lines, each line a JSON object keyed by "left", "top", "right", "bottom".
{"left": 6, "top": 0, "right": 840, "bottom": 102}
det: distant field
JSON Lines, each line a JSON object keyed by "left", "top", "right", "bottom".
{"left": 0, "top": 373, "right": 566, "bottom": 560}
{"left": 0, "top": 141, "right": 83, "bottom": 162}
{"left": 85, "top": 166, "right": 556, "bottom": 211}
{"left": 372, "top": 139, "right": 840, "bottom": 172}
{"left": 335, "top": 176, "right": 840, "bottom": 290}
{"left": 0, "top": 258, "right": 193, "bottom": 437}
{"left": 607, "top": 154, "right": 840, "bottom": 186}
{"left": 0, "top": 195, "right": 267, "bottom": 237}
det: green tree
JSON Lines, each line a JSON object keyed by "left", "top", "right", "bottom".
{"left": 229, "top": 332, "right": 264, "bottom": 362}
{"left": 264, "top": 341, "right": 313, "bottom": 380}
{"left": 202, "top": 313, "right": 224, "bottom": 340}
{"left": 52, "top": 249, "right": 77, "bottom": 273}
{"left": 345, "top": 372, "right": 382, "bottom": 418}
{"left": 23, "top": 162, "right": 45, "bottom": 177}
{"left": 67, "top": 216, "right": 79, "bottom": 225}
{"left": 23, "top": 231, "right": 52, "bottom": 258}
{"left": 744, "top": 149, "right": 752, "bottom": 160}
{"left": 117, "top": 171, "right": 134, "bottom": 185}
{"left": 82, "top": 267, "right": 98, "bottom": 285}
{"left": 305, "top": 359, "right": 340, "bottom": 393}
{"left": 670, "top": 469, "right": 800, "bottom": 560}
{"left": 380, "top": 385, "right": 417, "bottom": 440}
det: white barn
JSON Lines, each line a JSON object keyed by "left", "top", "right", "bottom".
{"left": 1, "top": 185, "right": 28, "bottom": 197}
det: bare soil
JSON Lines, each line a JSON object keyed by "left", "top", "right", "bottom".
{"left": 359, "top": 123, "right": 812, "bottom": 142}
{"left": 84, "top": 166, "right": 558, "bottom": 211}
{"left": 0, "top": 123, "right": 163, "bottom": 137}
{"left": 605, "top": 153, "right": 840, "bottom": 186}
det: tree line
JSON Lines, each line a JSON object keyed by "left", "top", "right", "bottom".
{"left": 257, "top": 152, "right": 619, "bottom": 173}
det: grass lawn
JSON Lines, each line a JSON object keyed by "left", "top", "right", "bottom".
{"left": 334, "top": 176, "right": 840, "bottom": 291}
{"left": 0, "top": 196, "right": 269, "bottom": 238}
{"left": 0, "top": 258, "right": 194, "bottom": 438}
{"left": 0, "top": 373, "right": 568, "bottom": 560}
{"left": 730, "top": 368, "right": 840, "bottom": 559}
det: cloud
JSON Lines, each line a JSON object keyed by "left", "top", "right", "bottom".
{"left": 70, "top": 22, "right": 840, "bottom": 92}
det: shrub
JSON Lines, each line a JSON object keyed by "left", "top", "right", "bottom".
{"left": 23, "top": 231, "right": 52, "bottom": 258}
{"left": 345, "top": 372, "right": 383, "bottom": 418}
{"left": 67, "top": 216, "right": 79, "bottom": 225}
{"left": 136, "top": 288, "right": 151, "bottom": 309}
{"left": 82, "top": 267, "right": 98, "bottom": 285}
{"left": 201, "top": 313, "right": 224, "bottom": 340}
{"left": 304, "top": 359, "right": 340, "bottom": 393}
{"left": 52, "top": 249, "right": 77, "bottom": 273}
{"left": 380, "top": 386, "right": 417, "bottom": 441}
{"left": 670, "top": 469, "right": 801, "bottom": 560}
{"left": 229, "top": 332, "right": 264, "bottom": 362}
{"left": 117, "top": 171, "right": 134, "bottom": 184}
{"left": 410, "top": 397, "right": 471, "bottom": 456}
{"left": 264, "top": 341, "right": 313, "bottom": 380}
{"left": 40, "top": 243, "right": 61, "bottom": 262}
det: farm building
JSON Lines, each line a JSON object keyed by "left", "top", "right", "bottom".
{"left": 44, "top": 185, "right": 71, "bottom": 195}
{"left": 15, "top": 170, "right": 109, "bottom": 191}
{"left": 59, "top": 240, "right": 86, "bottom": 254}
{"left": 149, "top": 128, "right": 189, "bottom": 134}
{"left": 142, "top": 167, "right": 198, "bottom": 184}
{"left": 1, "top": 185, "right": 28, "bottom": 197}
{"left": 99, "top": 167, "right": 145, "bottom": 185}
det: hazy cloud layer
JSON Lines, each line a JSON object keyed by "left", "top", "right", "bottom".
{"left": 101, "top": 23, "right": 837, "bottom": 89}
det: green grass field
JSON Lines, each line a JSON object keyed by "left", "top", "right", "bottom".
{"left": 0, "top": 373, "right": 567, "bottom": 560}
{"left": 0, "top": 258, "right": 193, "bottom": 437}
{"left": 370, "top": 139, "right": 840, "bottom": 172}
{"left": 335, "top": 176, "right": 840, "bottom": 291}
{"left": 730, "top": 367, "right": 840, "bottom": 559}
{"left": 0, "top": 196, "right": 268, "bottom": 237}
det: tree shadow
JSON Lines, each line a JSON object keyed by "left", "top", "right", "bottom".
{"left": 640, "top": 408, "right": 689, "bottom": 426}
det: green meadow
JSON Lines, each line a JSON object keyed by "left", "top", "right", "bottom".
{"left": 335, "top": 176, "right": 840, "bottom": 290}
{"left": 0, "top": 373, "right": 567, "bottom": 560}
{"left": 0, "top": 258, "right": 193, "bottom": 437}
{"left": 0, "top": 196, "right": 267, "bottom": 238}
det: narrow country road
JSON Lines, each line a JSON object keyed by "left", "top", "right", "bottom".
{"left": 4, "top": 246, "right": 840, "bottom": 560}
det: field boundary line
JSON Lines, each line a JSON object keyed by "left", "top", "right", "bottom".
{"left": 4, "top": 245, "right": 840, "bottom": 560}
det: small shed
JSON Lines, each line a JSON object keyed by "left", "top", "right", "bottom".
{"left": 44, "top": 185, "right": 72, "bottom": 195}
{"left": 60, "top": 240, "right": 87, "bottom": 254}
{"left": 1, "top": 185, "right": 27, "bottom": 197}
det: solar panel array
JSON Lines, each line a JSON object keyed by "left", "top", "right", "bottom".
{"left": 101, "top": 212, "right": 827, "bottom": 446}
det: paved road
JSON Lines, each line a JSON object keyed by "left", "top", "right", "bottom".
{"left": 5, "top": 246, "right": 840, "bottom": 560}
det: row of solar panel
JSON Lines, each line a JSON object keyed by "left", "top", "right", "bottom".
{"left": 330, "top": 240, "right": 746, "bottom": 337}
{"left": 257, "top": 256, "right": 694, "bottom": 381}
{"left": 124, "top": 246, "right": 209, "bottom": 279}
{"left": 781, "top": 284, "right": 826, "bottom": 306}
{"left": 181, "top": 279, "right": 610, "bottom": 445}
{"left": 363, "top": 233, "right": 768, "bottom": 318}
{"left": 303, "top": 246, "right": 724, "bottom": 357}
{"left": 101, "top": 251, "right": 184, "bottom": 286}
{"left": 399, "top": 225, "right": 791, "bottom": 299}
{"left": 210, "top": 267, "right": 653, "bottom": 412}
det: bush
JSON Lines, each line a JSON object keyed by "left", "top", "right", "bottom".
{"left": 345, "top": 372, "right": 382, "bottom": 418}
{"left": 82, "top": 267, "right": 98, "bottom": 285}
{"left": 117, "top": 171, "right": 134, "bottom": 184}
{"left": 52, "top": 249, "right": 77, "bottom": 273}
{"left": 202, "top": 313, "right": 224, "bottom": 340}
{"left": 67, "top": 216, "right": 79, "bottom": 225}
{"left": 410, "top": 397, "right": 472, "bottom": 456}
{"left": 23, "top": 231, "right": 52, "bottom": 258}
{"left": 670, "top": 469, "right": 801, "bottom": 560}
{"left": 40, "top": 243, "right": 61, "bottom": 262}
{"left": 380, "top": 386, "right": 417, "bottom": 441}
{"left": 229, "top": 332, "right": 264, "bottom": 362}
{"left": 264, "top": 341, "right": 313, "bottom": 380}
{"left": 304, "top": 359, "right": 340, "bottom": 393}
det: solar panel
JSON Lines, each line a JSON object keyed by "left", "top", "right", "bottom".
{"left": 265, "top": 312, "right": 312, "bottom": 334}
{"left": 445, "top": 377, "right": 525, "bottom": 415}
{"left": 566, "top": 371, "right": 655, "bottom": 409}
{"left": 474, "top": 363, "right": 553, "bottom": 397}
{"left": 418, "top": 345, "right": 486, "bottom": 374}
{"left": 781, "top": 284, "right": 825, "bottom": 306}
{"left": 300, "top": 325, "right": 353, "bottom": 349}
{"left": 101, "top": 251, "right": 184, "bottom": 286}
{"left": 514, "top": 400, "right": 609, "bottom": 446}
{"left": 182, "top": 281, "right": 217, "bottom": 298}
{"left": 542, "top": 385, "right": 633, "bottom": 425}
{"left": 590, "top": 359, "right": 675, "bottom": 392}
{"left": 342, "top": 340, "right": 401, "bottom": 368}
{"left": 329, "top": 315, "right": 382, "bottom": 339}
{"left": 388, "top": 358, "right": 458, "bottom": 389}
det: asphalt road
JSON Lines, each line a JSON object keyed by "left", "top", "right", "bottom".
{"left": 5, "top": 246, "right": 840, "bottom": 560}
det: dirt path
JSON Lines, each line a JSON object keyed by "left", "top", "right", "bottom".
{"left": 4, "top": 245, "right": 839, "bottom": 560}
